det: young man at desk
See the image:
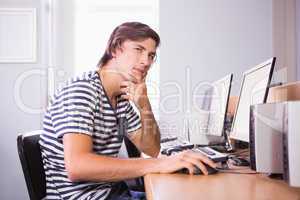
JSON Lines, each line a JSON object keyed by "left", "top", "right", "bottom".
{"left": 39, "top": 22, "right": 216, "bottom": 200}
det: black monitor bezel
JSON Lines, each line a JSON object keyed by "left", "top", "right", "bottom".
{"left": 221, "top": 73, "right": 233, "bottom": 136}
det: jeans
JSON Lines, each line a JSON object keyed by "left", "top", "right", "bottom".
{"left": 106, "top": 182, "right": 146, "bottom": 200}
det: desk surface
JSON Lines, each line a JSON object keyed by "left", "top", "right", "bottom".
{"left": 145, "top": 172, "right": 300, "bottom": 200}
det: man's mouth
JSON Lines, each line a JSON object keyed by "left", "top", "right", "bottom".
{"left": 132, "top": 67, "right": 145, "bottom": 74}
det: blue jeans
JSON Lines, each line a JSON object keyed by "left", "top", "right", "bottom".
{"left": 106, "top": 182, "right": 146, "bottom": 200}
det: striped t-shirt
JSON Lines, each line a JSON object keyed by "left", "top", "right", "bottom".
{"left": 39, "top": 70, "right": 141, "bottom": 200}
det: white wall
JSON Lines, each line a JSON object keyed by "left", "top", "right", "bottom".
{"left": 297, "top": 0, "right": 300, "bottom": 80}
{"left": 272, "top": 0, "right": 297, "bottom": 82}
{"left": 0, "top": 0, "right": 45, "bottom": 199}
{"left": 158, "top": 0, "right": 274, "bottom": 141}
{"left": 0, "top": 0, "right": 74, "bottom": 199}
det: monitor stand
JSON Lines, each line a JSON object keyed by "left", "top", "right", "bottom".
{"left": 209, "top": 130, "right": 234, "bottom": 153}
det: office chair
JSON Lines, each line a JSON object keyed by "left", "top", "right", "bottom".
{"left": 123, "top": 136, "right": 145, "bottom": 191}
{"left": 17, "top": 130, "right": 46, "bottom": 200}
{"left": 17, "top": 129, "right": 143, "bottom": 199}
{"left": 117, "top": 117, "right": 144, "bottom": 191}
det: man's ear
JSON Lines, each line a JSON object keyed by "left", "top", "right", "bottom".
{"left": 112, "top": 46, "right": 123, "bottom": 58}
{"left": 111, "top": 50, "right": 116, "bottom": 58}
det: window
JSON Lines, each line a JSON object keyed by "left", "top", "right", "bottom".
{"left": 74, "top": 0, "right": 160, "bottom": 118}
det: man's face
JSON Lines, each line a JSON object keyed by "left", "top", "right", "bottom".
{"left": 113, "top": 38, "right": 157, "bottom": 82}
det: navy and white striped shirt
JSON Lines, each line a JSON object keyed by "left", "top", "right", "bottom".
{"left": 39, "top": 71, "right": 141, "bottom": 200}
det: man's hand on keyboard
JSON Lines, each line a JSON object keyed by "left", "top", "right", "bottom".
{"left": 155, "top": 150, "right": 217, "bottom": 175}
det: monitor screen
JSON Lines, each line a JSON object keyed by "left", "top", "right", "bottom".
{"left": 188, "top": 73, "right": 233, "bottom": 144}
{"left": 206, "top": 74, "right": 233, "bottom": 137}
{"left": 230, "top": 58, "right": 276, "bottom": 142}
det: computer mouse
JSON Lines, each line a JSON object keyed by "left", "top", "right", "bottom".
{"left": 230, "top": 157, "right": 250, "bottom": 166}
{"left": 177, "top": 163, "right": 218, "bottom": 175}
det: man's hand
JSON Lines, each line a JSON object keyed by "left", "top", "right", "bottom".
{"left": 155, "top": 150, "right": 217, "bottom": 175}
{"left": 120, "top": 68, "right": 149, "bottom": 110}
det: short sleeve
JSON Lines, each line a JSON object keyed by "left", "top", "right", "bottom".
{"left": 126, "top": 103, "right": 142, "bottom": 133}
{"left": 50, "top": 82, "right": 97, "bottom": 139}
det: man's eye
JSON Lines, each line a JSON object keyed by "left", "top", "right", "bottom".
{"left": 149, "top": 54, "right": 155, "bottom": 60}
{"left": 135, "top": 48, "right": 142, "bottom": 52}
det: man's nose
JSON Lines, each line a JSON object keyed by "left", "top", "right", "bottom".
{"left": 140, "top": 53, "right": 152, "bottom": 67}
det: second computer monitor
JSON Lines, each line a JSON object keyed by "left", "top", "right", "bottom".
{"left": 230, "top": 57, "right": 276, "bottom": 142}
{"left": 188, "top": 73, "right": 233, "bottom": 145}
{"left": 206, "top": 73, "right": 233, "bottom": 137}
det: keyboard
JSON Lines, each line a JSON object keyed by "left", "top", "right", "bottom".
{"left": 161, "top": 144, "right": 228, "bottom": 163}
{"left": 193, "top": 147, "right": 228, "bottom": 162}
{"left": 160, "top": 137, "right": 192, "bottom": 151}
{"left": 160, "top": 135, "right": 178, "bottom": 143}
{"left": 160, "top": 136, "right": 228, "bottom": 162}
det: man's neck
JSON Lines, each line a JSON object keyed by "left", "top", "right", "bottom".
{"left": 97, "top": 65, "right": 122, "bottom": 106}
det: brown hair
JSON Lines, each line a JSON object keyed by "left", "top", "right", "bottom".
{"left": 97, "top": 22, "right": 160, "bottom": 67}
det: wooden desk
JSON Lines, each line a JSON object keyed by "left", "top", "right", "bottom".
{"left": 145, "top": 173, "right": 300, "bottom": 200}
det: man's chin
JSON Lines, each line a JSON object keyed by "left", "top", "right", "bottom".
{"left": 116, "top": 71, "right": 130, "bottom": 81}
{"left": 118, "top": 71, "right": 141, "bottom": 82}
{"left": 123, "top": 74, "right": 136, "bottom": 82}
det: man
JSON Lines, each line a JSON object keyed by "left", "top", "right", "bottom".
{"left": 40, "top": 22, "right": 216, "bottom": 200}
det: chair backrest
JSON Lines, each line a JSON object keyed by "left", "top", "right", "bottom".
{"left": 17, "top": 130, "right": 46, "bottom": 200}
{"left": 124, "top": 136, "right": 141, "bottom": 158}
{"left": 123, "top": 136, "right": 144, "bottom": 191}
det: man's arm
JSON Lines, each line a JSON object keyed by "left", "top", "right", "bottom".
{"left": 63, "top": 133, "right": 156, "bottom": 182}
{"left": 128, "top": 98, "right": 160, "bottom": 157}
{"left": 63, "top": 133, "right": 217, "bottom": 182}
{"left": 120, "top": 69, "right": 161, "bottom": 157}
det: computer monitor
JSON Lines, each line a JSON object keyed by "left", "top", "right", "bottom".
{"left": 188, "top": 74, "right": 233, "bottom": 144}
{"left": 206, "top": 73, "right": 233, "bottom": 137}
{"left": 230, "top": 57, "right": 276, "bottom": 142}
